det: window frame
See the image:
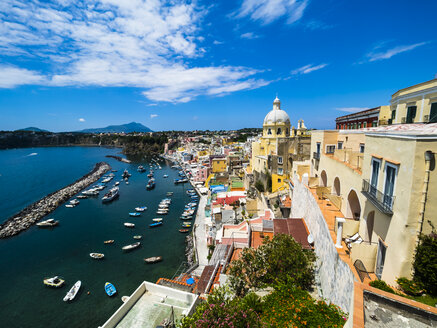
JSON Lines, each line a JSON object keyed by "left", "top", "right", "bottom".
{"left": 278, "top": 156, "right": 283, "bottom": 164}
{"left": 382, "top": 161, "right": 398, "bottom": 205}
{"left": 359, "top": 143, "right": 365, "bottom": 153}
{"left": 325, "top": 144, "right": 336, "bottom": 154}
{"left": 337, "top": 141, "right": 343, "bottom": 150}
{"left": 370, "top": 157, "right": 382, "bottom": 190}
{"left": 277, "top": 168, "right": 283, "bottom": 176}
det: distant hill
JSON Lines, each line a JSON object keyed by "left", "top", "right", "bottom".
{"left": 15, "top": 127, "right": 49, "bottom": 132}
{"left": 77, "top": 122, "right": 153, "bottom": 133}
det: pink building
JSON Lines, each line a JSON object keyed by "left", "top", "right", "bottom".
{"left": 194, "top": 166, "right": 210, "bottom": 183}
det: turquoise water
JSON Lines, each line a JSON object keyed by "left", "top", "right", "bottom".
{"left": 0, "top": 147, "right": 192, "bottom": 328}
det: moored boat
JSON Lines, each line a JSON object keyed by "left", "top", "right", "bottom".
{"left": 129, "top": 212, "right": 141, "bottom": 217}
{"left": 105, "top": 282, "right": 117, "bottom": 297}
{"left": 133, "top": 235, "right": 142, "bottom": 240}
{"left": 166, "top": 192, "right": 173, "bottom": 196}
{"left": 63, "top": 280, "right": 81, "bottom": 302}
{"left": 90, "top": 253, "right": 105, "bottom": 259}
{"left": 43, "top": 276, "right": 65, "bottom": 288}
{"left": 135, "top": 206, "right": 147, "bottom": 212}
{"left": 122, "top": 242, "right": 141, "bottom": 251}
{"left": 104, "top": 240, "right": 114, "bottom": 244}
{"left": 102, "top": 187, "right": 119, "bottom": 203}
{"left": 163, "top": 174, "right": 168, "bottom": 178}
{"left": 149, "top": 222, "right": 163, "bottom": 228}
{"left": 152, "top": 218, "right": 163, "bottom": 222}
{"left": 179, "top": 229, "right": 189, "bottom": 233}
{"left": 76, "top": 195, "right": 88, "bottom": 199}
{"left": 36, "top": 218, "right": 59, "bottom": 227}
{"left": 69, "top": 199, "right": 80, "bottom": 205}
{"left": 137, "top": 165, "right": 146, "bottom": 172}
{"left": 65, "top": 204, "right": 74, "bottom": 208}
{"left": 182, "top": 222, "right": 192, "bottom": 227}
{"left": 144, "top": 256, "right": 162, "bottom": 264}
{"left": 124, "top": 222, "right": 135, "bottom": 228}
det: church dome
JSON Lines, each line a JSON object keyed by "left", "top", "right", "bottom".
{"left": 263, "top": 97, "right": 290, "bottom": 125}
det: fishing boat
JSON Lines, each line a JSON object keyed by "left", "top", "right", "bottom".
{"left": 90, "top": 253, "right": 104, "bottom": 259}
{"left": 104, "top": 240, "right": 114, "bottom": 244}
{"left": 144, "top": 256, "right": 162, "bottom": 264}
{"left": 152, "top": 218, "right": 163, "bottom": 222}
{"left": 63, "top": 280, "right": 81, "bottom": 302}
{"left": 179, "top": 229, "right": 190, "bottom": 233}
{"left": 129, "top": 212, "right": 141, "bottom": 217}
{"left": 149, "top": 222, "right": 163, "bottom": 228}
{"left": 36, "top": 218, "right": 59, "bottom": 227}
{"left": 102, "top": 187, "right": 119, "bottom": 203}
{"left": 133, "top": 235, "right": 142, "bottom": 240}
{"left": 135, "top": 206, "right": 147, "bottom": 212}
{"left": 105, "top": 282, "right": 117, "bottom": 297}
{"left": 122, "top": 242, "right": 141, "bottom": 251}
{"left": 76, "top": 195, "right": 88, "bottom": 199}
{"left": 124, "top": 223, "right": 135, "bottom": 228}
{"left": 43, "top": 276, "right": 65, "bottom": 288}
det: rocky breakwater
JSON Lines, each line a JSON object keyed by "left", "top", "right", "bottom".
{"left": 0, "top": 162, "right": 111, "bottom": 238}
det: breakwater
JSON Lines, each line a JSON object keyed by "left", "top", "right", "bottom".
{"left": 105, "top": 155, "right": 131, "bottom": 163}
{"left": 0, "top": 161, "right": 111, "bottom": 238}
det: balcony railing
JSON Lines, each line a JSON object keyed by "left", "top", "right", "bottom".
{"left": 313, "top": 152, "right": 320, "bottom": 160}
{"left": 332, "top": 148, "right": 363, "bottom": 171}
{"left": 361, "top": 179, "right": 395, "bottom": 215}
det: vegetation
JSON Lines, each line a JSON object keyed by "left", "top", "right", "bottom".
{"left": 413, "top": 230, "right": 437, "bottom": 296}
{"left": 369, "top": 280, "right": 395, "bottom": 293}
{"left": 228, "top": 234, "right": 316, "bottom": 297}
{"left": 255, "top": 180, "right": 265, "bottom": 192}
{"left": 396, "top": 277, "right": 424, "bottom": 296}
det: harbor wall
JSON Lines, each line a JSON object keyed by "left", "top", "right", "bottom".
{"left": 0, "top": 162, "right": 111, "bottom": 238}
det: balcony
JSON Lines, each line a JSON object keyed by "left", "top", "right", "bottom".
{"left": 330, "top": 148, "right": 363, "bottom": 173}
{"left": 313, "top": 152, "right": 320, "bottom": 160}
{"left": 361, "top": 179, "right": 394, "bottom": 215}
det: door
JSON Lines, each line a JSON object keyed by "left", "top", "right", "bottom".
{"left": 375, "top": 239, "right": 387, "bottom": 279}
{"left": 370, "top": 159, "right": 380, "bottom": 195}
{"left": 406, "top": 106, "right": 417, "bottom": 123}
{"left": 383, "top": 165, "right": 396, "bottom": 209}
{"left": 430, "top": 103, "right": 437, "bottom": 123}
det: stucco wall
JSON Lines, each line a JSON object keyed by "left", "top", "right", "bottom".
{"left": 291, "top": 176, "right": 355, "bottom": 314}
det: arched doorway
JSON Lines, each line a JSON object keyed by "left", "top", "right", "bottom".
{"left": 333, "top": 177, "right": 341, "bottom": 196}
{"left": 320, "top": 170, "right": 327, "bottom": 187}
{"left": 366, "top": 211, "right": 375, "bottom": 243}
{"left": 346, "top": 190, "right": 361, "bottom": 220}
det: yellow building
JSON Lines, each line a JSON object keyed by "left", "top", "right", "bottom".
{"left": 251, "top": 97, "right": 292, "bottom": 193}
{"left": 211, "top": 158, "right": 227, "bottom": 173}
{"left": 309, "top": 124, "right": 437, "bottom": 285}
{"left": 390, "top": 78, "right": 437, "bottom": 124}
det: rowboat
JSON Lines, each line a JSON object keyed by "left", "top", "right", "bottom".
{"left": 124, "top": 223, "right": 135, "bottom": 228}
{"left": 153, "top": 218, "right": 163, "bottom": 222}
{"left": 144, "top": 256, "right": 162, "bottom": 264}
{"left": 150, "top": 222, "right": 163, "bottom": 228}
{"left": 105, "top": 282, "right": 117, "bottom": 297}
{"left": 129, "top": 212, "right": 141, "bottom": 217}
{"left": 122, "top": 242, "right": 141, "bottom": 251}
{"left": 63, "top": 280, "right": 81, "bottom": 302}
{"left": 179, "top": 229, "right": 189, "bottom": 233}
{"left": 90, "top": 253, "right": 104, "bottom": 259}
{"left": 43, "top": 276, "right": 65, "bottom": 288}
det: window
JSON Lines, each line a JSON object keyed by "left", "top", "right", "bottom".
{"left": 326, "top": 145, "right": 335, "bottom": 154}
{"left": 383, "top": 163, "right": 397, "bottom": 209}
{"left": 278, "top": 156, "right": 283, "bottom": 164}
{"left": 391, "top": 110, "right": 396, "bottom": 120}
{"left": 286, "top": 128, "right": 289, "bottom": 135}
{"left": 316, "top": 142, "right": 321, "bottom": 155}
{"left": 359, "top": 143, "right": 365, "bottom": 153}
{"left": 370, "top": 157, "right": 381, "bottom": 195}
{"left": 277, "top": 128, "right": 282, "bottom": 135}
{"left": 337, "top": 142, "right": 343, "bottom": 150}
{"left": 267, "top": 128, "right": 272, "bottom": 135}
{"left": 406, "top": 106, "right": 417, "bottom": 123}
{"left": 363, "top": 122, "right": 367, "bottom": 128}
{"left": 372, "top": 121, "right": 378, "bottom": 127}
{"left": 429, "top": 103, "right": 437, "bottom": 123}
{"left": 277, "top": 168, "right": 283, "bottom": 175}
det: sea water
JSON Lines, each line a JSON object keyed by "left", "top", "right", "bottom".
{"left": 0, "top": 147, "right": 192, "bottom": 328}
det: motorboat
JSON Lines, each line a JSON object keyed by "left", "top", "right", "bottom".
{"left": 122, "top": 169, "right": 131, "bottom": 179}
{"left": 174, "top": 178, "right": 188, "bottom": 184}
{"left": 149, "top": 222, "right": 163, "bottom": 228}
{"left": 69, "top": 199, "right": 80, "bottom": 206}
{"left": 104, "top": 240, "right": 114, "bottom": 244}
{"left": 179, "top": 229, "right": 189, "bottom": 233}
{"left": 129, "top": 212, "right": 141, "bottom": 217}
{"left": 65, "top": 204, "right": 74, "bottom": 208}
{"left": 63, "top": 280, "right": 81, "bottom": 302}
{"left": 166, "top": 192, "right": 174, "bottom": 196}
{"left": 135, "top": 206, "right": 147, "bottom": 212}
{"left": 105, "top": 282, "right": 117, "bottom": 297}
{"left": 156, "top": 210, "right": 168, "bottom": 215}
{"left": 137, "top": 165, "right": 146, "bottom": 172}
{"left": 37, "top": 218, "right": 59, "bottom": 227}
{"left": 133, "top": 235, "right": 142, "bottom": 240}
{"left": 90, "top": 253, "right": 104, "bottom": 259}
{"left": 146, "top": 179, "right": 155, "bottom": 190}
{"left": 122, "top": 242, "right": 141, "bottom": 251}
{"left": 182, "top": 222, "right": 192, "bottom": 227}
{"left": 102, "top": 187, "right": 119, "bottom": 203}
{"left": 76, "top": 195, "right": 88, "bottom": 199}
{"left": 144, "top": 256, "right": 162, "bottom": 264}
{"left": 43, "top": 276, "right": 65, "bottom": 288}
{"left": 181, "top": 216, "right": 193, "bottom": 220}
{"left": 115, "top": 181, "right": 120, "bottom": 186}
{"left": 82, "top": 189, "right": 99, "bottom": 196}
{"left": 158, "top": 204, "right": 169, "bottom": 209}
{"left": 94, "top": 185, "right": 106, "bottom": 191}
{"left": 163, "top": 174, "right": 168, "bottom": 178}
{"left": 152, "top": 218, "right": 163, "bottom": 222}
{"left": 124, "top": 223, "right": 135, "bottom": 228}
{"left": 147, "top": 171, "right": 154, "bottom": 178}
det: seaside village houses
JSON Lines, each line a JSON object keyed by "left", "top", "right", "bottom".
{"left": 99, "top": 79, "right": 437, "bottom": 328}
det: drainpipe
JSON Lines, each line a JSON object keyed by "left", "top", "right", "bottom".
{"left": 418, "top": 151, "right": 434, "bottom": 242}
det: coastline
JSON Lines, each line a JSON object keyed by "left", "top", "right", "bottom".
{"left": 0, "top": 161, "right": 111, "bottom": 238}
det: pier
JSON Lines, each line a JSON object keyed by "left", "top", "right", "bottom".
{"left": 0, "top": 162, "right": 111, "bottom": 238}
{"left": 105, "top": 155, "right": 131, "bottom": 163}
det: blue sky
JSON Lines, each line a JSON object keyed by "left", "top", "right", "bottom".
{"left": 0, "top": 0, "right": 436, "bottom": 132}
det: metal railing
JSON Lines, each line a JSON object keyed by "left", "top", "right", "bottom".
{"left": 361, "top": 179, "right": 395, "bottom": 215}
{"left": 313, "top": 152, "right": 320, "bottom": 160}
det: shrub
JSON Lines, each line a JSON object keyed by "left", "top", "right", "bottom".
{"left": 413, "top": 232, "right": 437, "bottom": 295}
{"left": 396, "top": 277, "right": 423, "bottom": 296}
{"left": 369, "top": 280, "right": 395, "bottom": 294}
{"left": 255, "top": 180, "right": 265, "bottom": 192}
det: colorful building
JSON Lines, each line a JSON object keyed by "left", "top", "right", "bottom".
{"left": 335, "top": 106, "right": 391, "bottom": 130}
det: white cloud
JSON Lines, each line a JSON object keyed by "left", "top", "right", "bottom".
{"left": 240, "top": 32, "right": 259, "bottom": 39}
{"left": 291, "top": 63, "right": 328, "bottom": 75}
{"left": 365, "top": 42, "right": 427, "bottom": 62}
{"left": 0, "top": 65, "right": 45, "bottom": 88}
{"left": 336, "top": 107, "right": 369, "bottom": 113}
{"left": 78, "top": 118, "right": 85, "bottom": 122}
{"left": 213, "top": 40, "right": 223, "bottom": 45}
{"left": 235, "top": 0, "right": 308, "bottom": 25}
{"left": 0, "top": 0, "right": 269, "bottom": 102}
{"left": 150, "top": 114, "right": 158, "bottom": 118}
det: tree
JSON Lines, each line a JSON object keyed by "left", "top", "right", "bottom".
{"left": 255, "top": 180, "right": 264, "bottom": 192}
{"left": 228, "top": 234, "right": 316, "bottom": 296}
{"left": 413, "top": 230, "right": 437, "bottom": 295}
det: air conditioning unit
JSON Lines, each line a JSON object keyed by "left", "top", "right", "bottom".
{"left": 424, "top": 115, "right": 429, "bottom": 123}
{"left": 401, "top": 117, "right": 406, "bottom": 124}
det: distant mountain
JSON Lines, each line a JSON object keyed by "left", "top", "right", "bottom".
{"left": 77, "top": 122, "right": 153, "bottom": 133}
{"left": 15, "top": 127, "right": 49, "bottom": 132}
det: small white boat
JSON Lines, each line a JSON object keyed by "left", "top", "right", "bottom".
{"left": 63, "top": 280, "right": 81, "bottom": 302}
{"left": 104, "top": 240, "right": 114, "bottom": 244}
{"left": 163, "top": 175, "right": 168, "bottom": 178}
{"left": 43, "top": 276, "right": 64, "bottom": 288}
{"left": 133, "top": 235, "right": 142, "bottom": 240}
{"left": 69, "top": 199, "right": 80, "bottom": 205}
{"left": 122, "top": 242, "right": 141, "bottom": 251}
{"left": 135, "top": 206, "right": 147, "bottom": 212}
{"left": 90, "top": 253, "right": 105, "bottom": 259}
{"left": 37, "top": 218, "right": 59, "bottom": 227}
{"left": 115, "top": 181, "right": 120, "bottom": 186}
{"left": 65, "top": 204, "right": 74, "bottom": 208}
{"left": 152, "top": 218, "right": 163, "bottom": 222}
{"left": 124, "top": 223, "right": 135, "bottom": 228}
